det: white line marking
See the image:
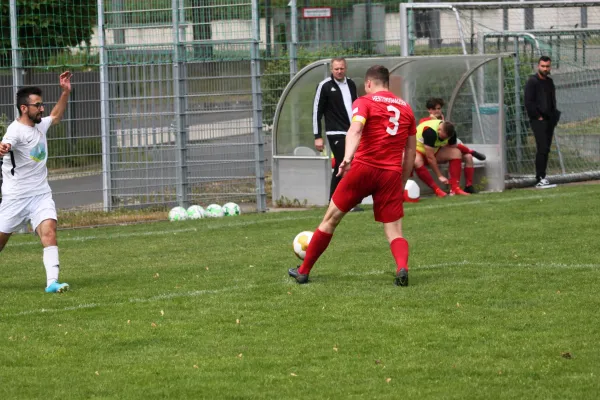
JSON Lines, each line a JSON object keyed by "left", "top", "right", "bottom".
{"left": 9, "top": 215, "right": 319, "bottom": 248}
{"left": 8, "top": 260, "right": 599, "bottom": 317}
{"left": 9, "top": 191, "right": 581, "bottom": 248}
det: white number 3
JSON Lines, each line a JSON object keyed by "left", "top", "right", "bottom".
{"left": 386, "top": 105, "right": 400, "bottom": 135}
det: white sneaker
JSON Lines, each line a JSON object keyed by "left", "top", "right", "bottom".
{"left": 536, "top": 178, "right": 557, "bottom": 189}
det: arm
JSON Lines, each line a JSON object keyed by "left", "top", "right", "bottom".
{"left": 402, "top": 135, "right": 416, "bottom": 186}
{"left": 524, "top": 78, "right": 542, "bottom": 120}
{"left": 0, "top": 143, "right": 11, "bottom": 158}
{"left": 424, "top": 145, "right": 445, "bottom": 181}
{"left": 336, "top": 121, "right": 364, "bottom": 177}
{"left": 49, "top": 71, "right": 72, "bottom": 125}
{"left": 313, "top": 82, "right": 327, "bottom": 151}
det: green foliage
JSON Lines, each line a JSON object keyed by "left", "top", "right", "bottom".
{"left": 262, "top": 45, "right": 373, "bottom": 126}
{"left": 0, "top": 113, "right": 9, "bottom": 139}
{"left": 0, "top": 0, "right": 96, "bottom": 68}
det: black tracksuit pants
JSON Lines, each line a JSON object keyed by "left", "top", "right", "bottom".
{"left": 530, "top": 119, "right": 555, "bottom": 181}
{"left": 327, "top": 134, "right": 346, "bottom": 200}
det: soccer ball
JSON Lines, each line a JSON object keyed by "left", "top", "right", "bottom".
{"left": 168, "top": 206, "right": 188, "bottom": 222}
{"left": 222, "top": 202, "right": 241, "bottom": 216}
{"left": 187, "top": 205, "right": 205, "bottom": 219}
{"left": 293, "top": 231, "right": 313, "bottom": 260}
{"left": 205, "top": 204, "right": 224, "bottom": 218}
{"left": 404, "top": 179, "right": 420, "bottom": 203}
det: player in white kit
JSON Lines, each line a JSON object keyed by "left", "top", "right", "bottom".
{"left": 0, "top": 71, "right": 73, "bottom": 293}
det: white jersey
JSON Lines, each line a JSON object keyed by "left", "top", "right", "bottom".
{"left": 1, "top": 116, "right": 53, "bottom": 199}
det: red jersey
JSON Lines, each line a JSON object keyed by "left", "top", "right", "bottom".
{"left": 351, "top": 91, "right": 416, "bottom": 173}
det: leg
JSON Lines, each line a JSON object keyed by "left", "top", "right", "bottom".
{"left": 462, "top": 153, "right": 476, "bottom": 193}
{"left": 31, "top": 195, "right": 68, "bottom": 293}
{"left": 0, "top": 232, "right": 12, "bottom": 253}
{"left": 372, "top": 169, "right": 409, "bottom": 286}
{"left": 531, "top": 120, "right": 551, "bottom": 182}
{"left": 327, "top": 134, "right": 346, "bottom": 201}
{"left": 436, "top": 146, "right": 469, "bottom": 196}
{"left": 414, "top": 152, "right": 445, "bottom": 197}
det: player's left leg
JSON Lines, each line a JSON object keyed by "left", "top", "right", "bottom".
{"left": 462, "top": 153, "right": 476, "bottom": 194}
{"left": 436, "top": 147, "right": 470, "bottom": 196}
{"left": 31, "top": 194, "right": 69, "bottom": 293}
{"left": 372, "top": 169, "right": 409, "bottom": 286}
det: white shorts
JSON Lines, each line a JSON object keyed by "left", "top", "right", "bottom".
{"left": 0, "top": 192, "right": 57, "bottom": 234}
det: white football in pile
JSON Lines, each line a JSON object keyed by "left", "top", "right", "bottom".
{"left": 293, "top": 231, "right": 313, "bottom": 260}
{"left": 168, "top": 206, "right": 188, "bottom": 222}
{"left": 187, "top": 205, "right": 205, "bottom": 219}
{"left": 205, "top": 204, "right": 224, "bottom": 218}
{"left": 222, "top": 202, "right": 241, "bottom": 216}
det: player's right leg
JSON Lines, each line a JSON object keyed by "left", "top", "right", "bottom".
{"left": 0, "top": 232, "right": 12, "bottom": 253}
{"left": 288, "top": 162, "right": 371, "bottom": 284}
{"left": 413, "top": 152, "right": 446, "bottom": 198}
{"left": 462, "top": 153, "right": 476, "bottom": 194}
{"left": 0, "top": 198, "right": 27, "bottom": 252}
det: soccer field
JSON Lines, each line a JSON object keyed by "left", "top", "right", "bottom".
{"left": 1, "top": 185, "right": 599, "bottom": 399}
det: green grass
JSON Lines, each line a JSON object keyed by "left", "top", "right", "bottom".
{"left": 1, "top": 184, "right": 600, "bottom": 399}
{"left": 558, "top": 116, "right": 600, "bottom": 136}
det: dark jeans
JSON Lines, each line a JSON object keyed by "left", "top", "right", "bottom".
{"left": 530, "top": 119, "right": 555, "bottom": 181}
{"left": 327, "top": 134, "right": 346, "bottom": 200}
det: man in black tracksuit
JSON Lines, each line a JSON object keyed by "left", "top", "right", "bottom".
{"left": 524, "top": 55, "right": 561, "bottom": 188}
{"left": 312, "top": 57, "right": 361, "bottom": 209}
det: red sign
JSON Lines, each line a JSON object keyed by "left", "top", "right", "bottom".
{"left": 302, "top": 7, "right": 332, "bottom": 19}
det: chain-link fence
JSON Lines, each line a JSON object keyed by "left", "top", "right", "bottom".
{"left": 400, "top": 1, "right": 600, "bottom": 186}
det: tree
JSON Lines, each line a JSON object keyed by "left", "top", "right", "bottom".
{"left": 0, "top": 0, "right": 96, "bottom": 68}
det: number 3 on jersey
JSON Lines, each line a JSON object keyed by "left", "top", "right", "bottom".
{"left": 386, "top": 105, "right": 400, "bottom": 135}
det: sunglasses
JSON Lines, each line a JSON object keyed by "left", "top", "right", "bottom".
{"left": 26, "top": 102, "right": 44, "bottom": 108}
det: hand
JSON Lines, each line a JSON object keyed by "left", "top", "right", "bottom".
{"left": 336, "top": 159, "right": 352, "bottom": 177}
{"left": 59, "top": 71, "right": 73, "bottom": 93}
{"left": 314, "top": 138, "right": 324, "bottom": 152}
{"left": 0, "top": 143, "right": 11, "bottom": 157}
{"left": 438, "top": 175, "right": 449, "bottom": 184}
{"left": 538, "top": 116, "right": 544, "bottom": 120}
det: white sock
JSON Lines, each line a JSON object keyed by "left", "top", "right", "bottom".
{"left": 43, "top": 246, "right": 60, "bottom": 287}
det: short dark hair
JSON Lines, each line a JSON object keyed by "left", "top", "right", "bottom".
{"left": 16, "top": 86, "right": 43, "bottom": 116}
{"left": 365, "top": 65, "right": 389, "bottom": 87}
{"left": 440, "top": 121, "right": 456, "bottom": 137}
{"left": 539, "top": 56, "right": 551, "bottom": 63}
{"left": 426, "top": 97, "right": 444, "bottom": 110}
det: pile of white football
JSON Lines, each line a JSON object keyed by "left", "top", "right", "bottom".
{"left": 168, "top": 202, "right": 241, "bottom": 222}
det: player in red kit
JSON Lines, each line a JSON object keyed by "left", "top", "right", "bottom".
{"left": 288, "top": 65, "right": 417, "bottom": 286}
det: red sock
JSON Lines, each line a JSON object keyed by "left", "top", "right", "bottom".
{"left": 457, "top": 143, "right": 472, "bottom": 155}
{"left": 414, "top": 166, "right": 439, "bottom": 191}
{"left": 448, "top": 159, "right": 462, "bottom": 188}
{"left": 390, "top": 237, "right": 409, "bottom": 273}
{"left": 298, "top": 229, "right": 333, "bottom": 275}
{"left": 464, "top": 166, "right": 474, "bottom": 187}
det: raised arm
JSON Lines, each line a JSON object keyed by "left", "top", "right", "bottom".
{"left": 50, "top": 71, "right": 72, "bottom": 125}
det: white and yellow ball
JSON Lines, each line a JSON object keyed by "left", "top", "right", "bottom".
{"left": 292, "top": 231, "right": 313, "bottom": 260}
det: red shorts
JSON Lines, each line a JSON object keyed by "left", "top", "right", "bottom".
{"left": 332, "top": 161, "right": 404, "bottom": 223}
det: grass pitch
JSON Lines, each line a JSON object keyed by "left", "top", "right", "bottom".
{"left": 1, "top": 184, "right": 599, "bottom": 399}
